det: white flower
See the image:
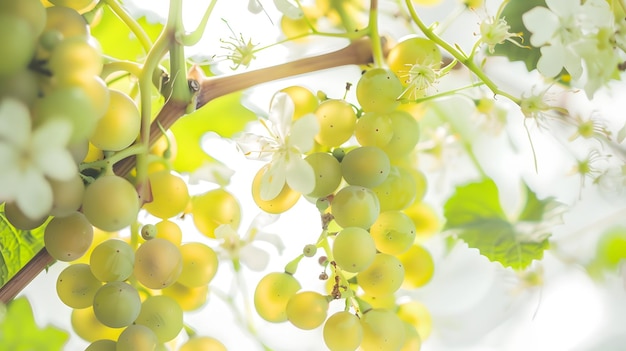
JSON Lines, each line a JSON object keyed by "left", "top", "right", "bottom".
{"left": 479, "top": 16, "right": 524, "bottom": 54}
{"left": 214, "top": 212, "right": 284, "bottom": 271}
{"left": 236, "top": 92, "right": 319, "bottom": 201}
{"left": 0, "top": 98, "right": 76, "bottom": 219}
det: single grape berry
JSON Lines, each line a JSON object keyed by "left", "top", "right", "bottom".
{"left": 303, "top": 244, "right": 317, "bottom": 257}
{"left": 141, "top": 224, "right": 157, "bottom": 240}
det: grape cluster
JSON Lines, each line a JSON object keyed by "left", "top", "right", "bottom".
{"left": 250, "top": 43, "right": 440, "bottom": 350}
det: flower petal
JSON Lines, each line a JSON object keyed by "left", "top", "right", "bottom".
{"left": 289, "top": 113, "right": 319, "bottom": 153}
{"left": 273, "top": 0, "right": 303, "bottom": 19}
{"left": 0, "top": 98, "right": 31, "bottom": 148}
{"left": 188, "top": 162, "right": 235, "bottom": 186}
{"left": 254, "top": 232, "right": 286, "bottom": 254}
{"left": 240, "top": 244, "right": 270, "bottom": 271}
{"left": 545, "top": 0, "right": 575, "bottom": 17}
{"left": 537, "top": 44, "right": 565, "bottom": 77}
{"left": 15, "top": 166, "right": 53, "bottom": 219}
{"left": 268, "top": 92, "right": 294, "bottom": 142}
{"left": 32, "top": 119, "right": 72, "bottom": 150}
{"left": 214, "top": 223, "right": 239, "bottom": 240}
{"left": 248, "top": 212, "right": 280, "bottom": 232}
{"left": 0, "top": 145, "right": 20, "bottom": 201}
{"left": 285, "top": 154, "right": 315, "bottom": 195}
{"left": 522, "top": 7, "right": 559, "bottom": 47}
{"left": 260, "top": 158, "right": 287, "bottom": 201}
{"left": 234, "top": 132, "right": 277, "bottom": 160}
{"left": 248, "top": 0, "right": 263, "bottom": 13}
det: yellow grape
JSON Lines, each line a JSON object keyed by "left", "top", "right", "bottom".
{"left": 280, "top": 12, "right": 313, "bottom": 39}
{"left": 397, "top": 301, "right": 432, "bottom": 341}
{"left": 402, "top": 201, "right": 441, "bottom": 242}
{"left": 0, "top": 0, "right": 46, "bottom": 37}
{"left": 372, "top": 166, "right": 417, "bottom": 211}
{"left": 134, "top": 238, "right": 182, "bottom": 289}
{"left": 370, "top": 211, "right": 416, "bottom": 255}
{"left": 387, "top": 36, "right": 442, "bottom": 85}
{"left": 304, "top": 152, "right": 342, "bottom": 198}
{"left": 44, "top": 212, "right": 93, "bottom": 262}
{"left": 381, "top": 111, "right": 420, "bottom": 157}
{"left": 280, "top": 85, "right": 319, "bottom": 119}
{"left": 180, "top": 336, "right": 227, "bottom": 351}
{"left": 397, "top": 244, "right": 434, "bottom": 289}
{"left": 323, "top": 311, "right": 363, "bottom": 351}
{"left": 355, "top": 112, "right": 393, "bottom": 147}
{"left": 177, "top": 242, "right": 218, "bottom": 288}
{"left": 49, "top": 173, "right": 84, "bottom": 217}
{"left": 85, "top": 339, "right": 116, "bottom": 351}
{"left": 83, "top": 142, "right": 104, "bottom": 163}
{"left": 254, "top": 272, "right": 301, "bottom": 322}
{"left": 89, "top": 239, "right": 135, "bottom": 282}
{"left": 356, "top": 68, "right": 403, "bottom": 114}
{"left": 134, "top": 295, "right": 184, "bottom": 343}
{"left": 332, "top": 227, "right": 376, "bottom": 273}
{"left": 49, "top": 0, "right": 97, "bottom": 13}
{"left": 56, "top": 263, "right": 102, "bottom": 308}
{"left": 400, "top": 321, "right": 422, "bottom": 351}
{"left": 357, "top": 253, "right": 405, "bottom": 296}
{"left": 82, "top": 175, "right": 139, "bottom": 232}
{"left": 56, "top": 74, "right": 111, "bottom": 119}
{"left": 0, "top": 15, "right": 36, "bottom": 76}
{"left": 286, "top": 291, "right": 329, "bottom": 330}
{"left": 340, "top": 146, "right": 390, "bottom": 188}
{"left": 73, "top": 228, "right": 117, "bottom": 265}
{"left": 3, "top": 202, "right": 47, "bottom": 230}
{"left": 251, "top": 164, "right": 301, "bottom": 214}
{"left": 43, "top": 6, "right": 88, "bottom": 40}
{"left": 143, "top": 170, "right": 190, "bottom": 219}
{"left": 90, "top": 90, "right": 141, "bottom": 151}
{"left": 360, "top": 309, "right": 406, "bottom": 351}
{"left": 116, "top": 325, "right": 158, "bottom": 351}
{"left": 92, "top": 281, "right": 141, "bottom": 328}
{"left": 331, "top": 186, "right": 380, "bottom": 229}
{"left": 358, "top": 293, "right": 396, "bottom": 310}
{"left": 314, "top": 99, "right": 357, "bottom": 147}
{"left": 71, "top": 307, "right": 123, "bottom": 343}
{"left": 191, "top": 188, "right": 241, "bottom": 238}
{"left": 49, "top": 37, "right": 102, "bottom": 82}
{"left": 162, "top": 282, "right": 208, "bottom": 312}
{"left": 154, "top": 220, "right": 183, "bottom": 245}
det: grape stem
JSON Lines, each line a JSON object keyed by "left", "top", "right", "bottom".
{"left": 103, "top": 0, "right": 153, "bottom": 54}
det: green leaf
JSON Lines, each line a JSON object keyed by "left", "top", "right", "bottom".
{"left": 444, "top": 179, "right": 552, "bottom": 270}
{"left": 170, "top": 92, "right": 256, "bottom": 173}
{"left": 0, "top": 297, "right": 69, "bottom": 350}
{"left": 90, "top": 6, "right": 163, "bottom": 61}
{"left": 0, "top": 210, "right": 48, "bottom": 287}
{"left": 492, "top": 0, "right": 545, "bottom": 71}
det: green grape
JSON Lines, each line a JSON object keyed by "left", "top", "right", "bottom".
{"left": 191, "top": 188, "right": 241, "bottom": 238}
{"left": 180, "top": 336, "right": 227, "bottom": 351}
{"left": 92, "top": 281, "right": 141, "bottom": 328}
{"left": 381, "top": 111, "right": 420, "bottom": 157}
{"left": 155, "top": 220, "right": 182, "bottom": 245}
{"left": 33, "top": 86, "right": 99, "bottom": 144}
{"left": 116, "top": 325, "right": 158, "bottom": 351}
{"left": 134, "top": 295, "right": 183, "bottom": 343}
{"left": 49, "top": 173, "right": 84, "bottom": 217}
{"left": 323, "top": 311, "right": 363, "bottom": 351}
{"left": 85, "top": 339, "right": 116, "bottom": 351}
{"left": 134, "top": 238, "right": 182, "bottom": 289}
{"left": 161, "top": 282, "right": 208, "bottom": 312}
{"left": 341, "top": 146, "right": 390, "bottom": 188}
{"left": 82, "top": 175, "right": 139, "bottom": 232}
{"left": 400, "top": 321, "right": 422, "bottom": 351}
{"left": 0, "top": 15, "right": 36, "bottom": 76}
{"left": 43, "top": 6, "right": 88, "bottom": 41}
{"left": 331, "top": 186, "right": 380, "bottom": 229}
{"left": 356, "top": 68, "right": 403, "bottom": 114}
{"left": 357, "top": 253, "right": 405, "bottom": 297}
{"left": 177, "top": 242, "right": 218, "bottom": 288}
{"left": 332, "top": 227, "right": 376, "bottom": 273}
{"left": 89, "top": 239, "right": 135, "bottom": 282}
{"left": 141, "top": 224, "right": 157, "bottom": 240}
{"left": 254, "top": 272, "right": 301, "bottom": 322}
{"left": 3, "top": 202, "right": 47, "bottom": 230}
{"left": 355, "top": 112, "right": 394, "bottom": 147}
{"left": 143, "top": 170, "right": 190, "bottom": 219}
{"left": 280, "top": 85, "right": 319, "bottom": 120}
{"left": 304, "top": 152, "right": 342, "bottom": 198}
{"left": 251, "top": 164, "right": 301, "bottom": 214}
{"left": 90, "top": 90, "right": 141, "bottom": 151}
{"left": 397, "top": 244, "right": 434, "bottom": 289}
{"left": 56, "top": 263, "right": 102, "bottom": 309}
{"left": 370, "top": 211, "right": 416, "bottom": 255}
{"left": 372, "top": 166, "right": 417, "bottom": 211}
{"left": 314, "top": 99, "right": 357, "bottom": 147}
{"left": 71, "top": 307, "right": 123, "bottom": 343}
{"left": 303, "top": 244, "right": 317, "bottom": 257}
{"left": 44, "top": 212, "right": 93, "bottom": 262}
{"left": 0, "top": 0, "right": 46, "bottom": 37}
{"left": 360, "top": 309, "right": 406, "bottom": 351}
{"left": 49, "top": 37, "right": 102, "bottom": 82}
{"left": 397, "top": 301, "right": 432, "bottom": 341}
{"left": 57, "top": 75, "right": 110, "bottom": 119}
{"left": 387, "top": 36, "right": 442, "bottom": 85}
{"left": 286, "top": 291, "right": 329, "bottom": 330}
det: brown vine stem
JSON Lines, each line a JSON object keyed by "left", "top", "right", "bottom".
{"left": 0, "top": 37, "right": 378, "bottom": 304}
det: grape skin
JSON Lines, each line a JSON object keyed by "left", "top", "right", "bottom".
{"left": 44, "top": 211, "right": 94, "bottom": 262}
{"left": 340, "top": 146, "right": 390, "bottom": 188}
{"left": 89, "top": 239, "right": 135, "bottom": 282}
{"left": 254, "top": 272, "right": 301, "bottom": 322}
{"left": 356, "top": 68, "right": 404, "bottom": 114}
{"left": 323, "top": 311, "right": 363, "bottom": 351}
{"left": 115, "top": 325, "right": 157, "bottom": 351}
{"left": 332, "top": 227, "right": 377, "bottom": 273}
{"left": 133, "top": 238, "right": 182, "bottom": 289}
{"left": 92, "top": 281, "right": 141, "bottom": 328}
{"left": 331, "top": 186, "right": 380, "bottom": 229}
{"left": 82, "top": 175, "right": 139, "bottom": 232}
{"left": 56, "top": 263, "right": 102, "bottom": 309}
{"left": 360, "top": 309, "right": 406, "bottom": 351}
{"left": 286, "top": 291, "right": 329, "bottom": 330}
{"left": 177, "top": 242, "right": 219, "bottom": 288}
{"left": 134, "top": 295, "right": 184, "bottom": 343}
{"left": 357, "top": 253, "right": 405, "bottom": 297}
